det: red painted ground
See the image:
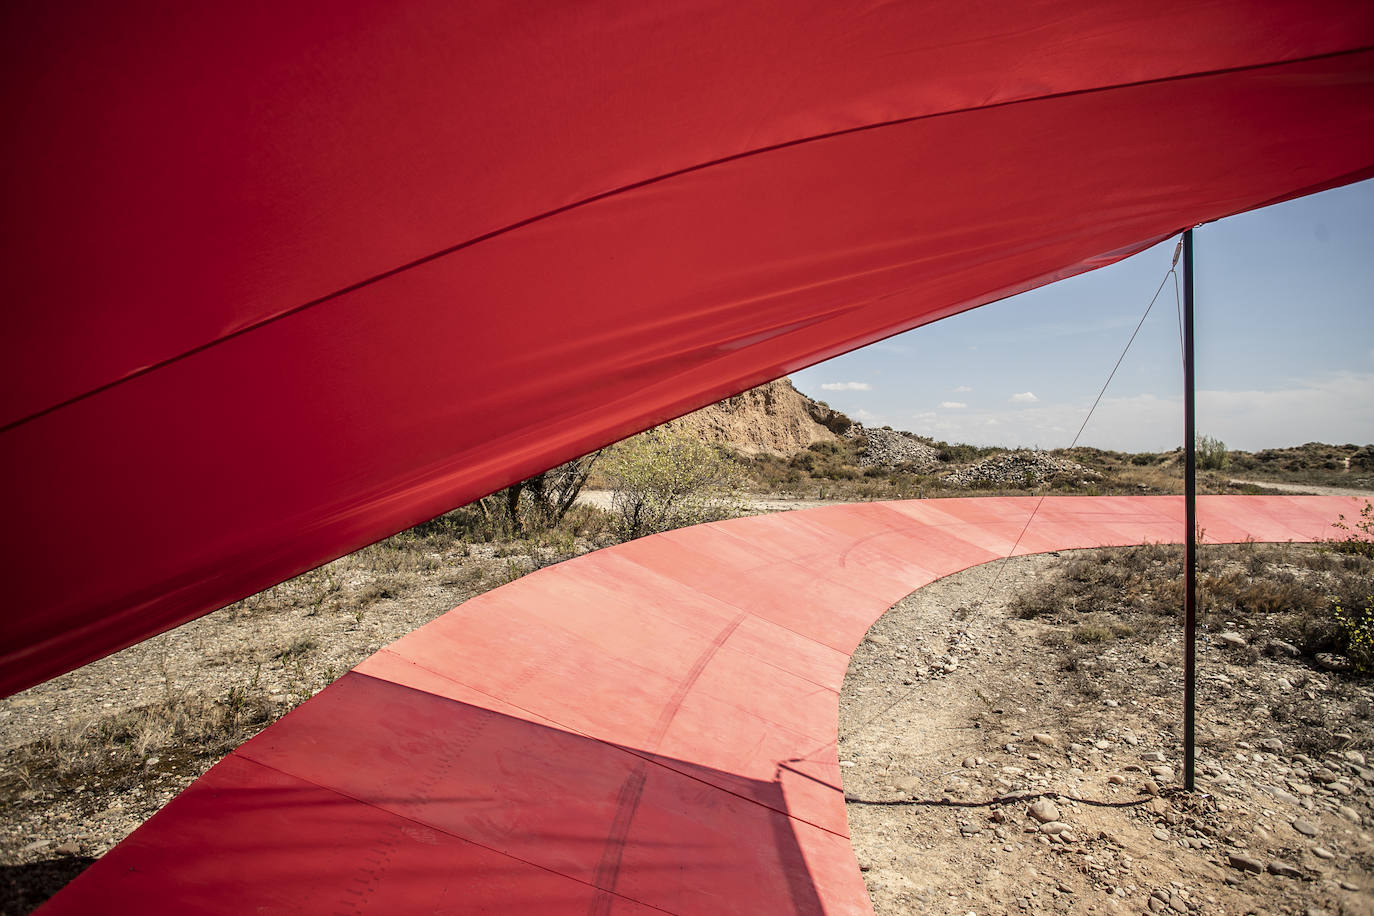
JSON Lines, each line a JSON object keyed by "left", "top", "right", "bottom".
{"left": 37, "top": 495, "right": 1359, "bottom": 914}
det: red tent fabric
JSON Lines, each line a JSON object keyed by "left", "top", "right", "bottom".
{"left": 3, "top": 1, "right": 1373, "bottom": 695}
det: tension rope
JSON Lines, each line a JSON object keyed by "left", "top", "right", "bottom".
{"left": 832, "top": 236, "right": 1186, "bottom": 751}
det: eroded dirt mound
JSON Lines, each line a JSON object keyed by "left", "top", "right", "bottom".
{"left": 664, "top": 377, "right": 842, "bottom": 457}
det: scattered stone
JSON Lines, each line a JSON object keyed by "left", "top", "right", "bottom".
{"left": 1293, "top": 818, "right": 1320, "bottom": 837}
{"left": 1268, "top": 860, "right": 1303, "bottom": 878}
{"left": 941, "top": 450, "right": 1097, "bottom": 488}
{"left": 1033, "top": 733, "right": 1056, "bottom": 746}
{"left": 1141, "top": 779, "right": 1160, "bottom": 796}
{"left": 54, "top": 841, "right": 80, "bottom": 856}
{"left": 1227, "top": 853, "right": 1264, "bottom": 873}
{"left": 1267, "top": 639, "right": 1300, "bottom": 657}
{"left": 1028, "top": 799, "right": 1061, "bottom": 823}
{"left": 1038, "top": 820, "right": 1068, "bottom": 836}
{"left": 962, "top": 756, "right": 977, "bottom": 768}
{"left": 1153, "top": 828, "right": 1170, "bottom": 841}
{"left": 1218, "top": 631, "right": 1247, "bottom": 648}
{"left": 1149, "top": 765, "right": 1174, "bottom": 780}
{"left": 1142, "top": 751, "right": 1167, "bottom": 762}
{"left": 1340, "top": 881, "right": 1360, "bottom": 891}
{"left": 1316, "top": 653, "right": 1352, "bottom": 672}
{"left": 1312, "top": 846, "right": 1334, "bottom": 860}
{"left": 1338, "top": 805, "right": 1361, "bottom": 823}
{"left": 1259, "top": 738, "right": 1284, "bottom": 753}
{"left": 1106, "top": 774, "right": 1125, "bottom": 785}
{"left": 845, "top": 424, "right": 938, "bottom": 469}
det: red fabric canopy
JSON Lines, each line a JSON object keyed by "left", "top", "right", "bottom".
{"left": 3, "top": 1, "right": 1373, "bottom": 696}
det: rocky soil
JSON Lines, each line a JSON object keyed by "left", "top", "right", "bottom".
{"left": 943, "top": 450, "right": 1100, "bottom": 489}
{"left": 842, "top": 550, "right": 1373, "bottom": 916}
{"left": 849, "top": 424, "right": 941, "bottom": 469}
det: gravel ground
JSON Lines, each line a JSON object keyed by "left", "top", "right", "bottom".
{"left": 842, "top": 551, "right": 1373, "bottom": 916}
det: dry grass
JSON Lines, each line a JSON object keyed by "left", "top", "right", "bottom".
{"left": 1011, "top": 540, "right": 1372, "bottom": 663}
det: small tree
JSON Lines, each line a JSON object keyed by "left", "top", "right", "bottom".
{"left": 602, "top": 430, "right": 744, "bottom": 539}
{"left": 1196, "top": 434, "right": 1229, "bottom": 471}
{"left": 478, "top": 451, "right": 601, "bottom": 538}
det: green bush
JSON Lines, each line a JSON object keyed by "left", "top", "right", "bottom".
{"left": 1196, "top": 434, "right": 1229, "bottom": 471}
{"left": 1335, "top": 594, "right": 1374, "bottom": 674}
{"left": 602, "top": 430, "right": 744, "bottom": 539}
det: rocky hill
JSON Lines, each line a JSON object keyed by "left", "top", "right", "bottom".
{"left": 663, "top": 377, "right": 849, "bottom": 457}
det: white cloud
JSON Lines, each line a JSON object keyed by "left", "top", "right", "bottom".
{"left": 939, "top": 401, "right": 967, "bottom": 409}
{"left": 1010, "top": 392, "right": 1040, "bottom": 403}
{"left": 820, "top": 381, "right": 872, "bottom": 391}
{"left": 954, "top": 385, "right": 973, "bottom": 393}
{"left": 900, "top": 373, "right": 1374, "bottom": 453}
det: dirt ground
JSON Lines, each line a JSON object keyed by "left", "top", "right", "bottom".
{"left": 842, "top": 551, "right": 1373, "bottom": 916}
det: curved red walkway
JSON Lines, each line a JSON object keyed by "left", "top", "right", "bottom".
{"left": 39, "top": 495, "right": 1360, "bottom": 914}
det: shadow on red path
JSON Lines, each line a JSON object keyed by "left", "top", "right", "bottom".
{"left": 36, "top": 496, "right": 1360, "bottom": 914}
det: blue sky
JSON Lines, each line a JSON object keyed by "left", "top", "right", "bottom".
{"left": 793, "top": 179, "right": 1374, "bottom": 453}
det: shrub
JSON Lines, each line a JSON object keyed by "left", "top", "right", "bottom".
{"left": 1328, "top": 500, "right": 1374, "bottom": 558}
{"left": 1196, "top": 434, "right": 1229, "bottom": 471}
{"left": 602, "top": 430, "right": 744, "bottom": 539}
{"left": 1335, "top": 596, "right": 1374, "bottom": 674}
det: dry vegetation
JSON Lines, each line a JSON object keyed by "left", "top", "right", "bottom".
{"left": 2, "top": 395, "right": 1370, "bottom": 912}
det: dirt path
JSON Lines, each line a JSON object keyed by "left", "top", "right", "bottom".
{"left": 577, "top": 487, "right": 845, "bottom": 513}
{"left": 842, "top": 552, "right": 1373, "bottom": 916}
{"left": 1229, "top": 479, "right": 1374, "bottom": 499}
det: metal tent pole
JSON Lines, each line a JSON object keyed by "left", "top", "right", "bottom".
{"left": 1182, "top": 228, "right": 1197, "bottom": 792}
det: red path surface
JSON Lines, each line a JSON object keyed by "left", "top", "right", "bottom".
{"left": 39, "top": 495, "right": 1360, "bottom": 914}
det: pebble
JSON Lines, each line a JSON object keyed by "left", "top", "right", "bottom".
{"left": 1313, "top": 846, "right": 1335, "bottom": 859}
{"left": 1338, "top": 805, "right": 1361, "bottom": 823}
{"left": 1218, "top": 632, "right": 1247, "bottom": 648}
{"left": 1142, "top": 779, "right": 1160, "bottom": 796}
{"left": 1227, "top": 853, "right": 1264, "bottom": 873}
{"left": 1293, "top": 818, "right": 1320, "bottom": 837}
{"left": 1142, "top": 751, "right": 1167, "bottom": 763}
{"left": 1033, "top": 733, "right": 1055, "bottom": 746}
{"left": 1149, "top": 765, "right": 1174, "bottom": 779}
{"left": 1106, "top": 774, "right": 1125, "bottom": 785}
{"left": 1316, "top": 653, "right": 1352, "bottom": 672}
{"left": 54, "top": 841, "right": 80, "bottom": 856}
{"left": 1028, "top": 799, "right": 1060, "bottom": 823}
{"left": 1153, "top": 828, "right": 1170, "bottom": 841}
{"left": 1268, "top": 860, "right": 1303, "bottom": 878}
{"left": 1038, "top": 821, "right": 1068, "bottom": 836}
